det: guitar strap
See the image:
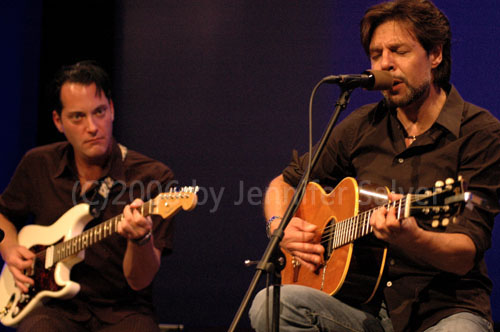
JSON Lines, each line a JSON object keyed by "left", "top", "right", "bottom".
{"left": 89, "top": 143, "right": 128, "bottom": 218}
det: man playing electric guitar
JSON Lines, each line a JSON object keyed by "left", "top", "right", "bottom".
{"left": 0, "top": 61, "right": 176, "bottom": 331}
{"left": 249, "top": 1, "right": 500, "bottom": 332}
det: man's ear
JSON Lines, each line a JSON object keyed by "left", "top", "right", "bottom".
{"left": 430, "top": 45, "right": 443, "bottom": 69}
{"left": 52, "top": 110, "right": 64, "bottom": 133}
{"left": 109, "top": 99, "right": 115, "bottom": 122}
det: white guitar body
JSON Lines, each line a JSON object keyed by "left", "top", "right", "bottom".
{"left": 0, "top": 204, "right": 93, "bottom": 326}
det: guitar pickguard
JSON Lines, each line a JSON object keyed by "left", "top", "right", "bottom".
{"left": 11, "top": 244, "right": 62, "bottom": 319}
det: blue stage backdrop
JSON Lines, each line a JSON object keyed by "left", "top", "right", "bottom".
{"left": 2, "top": 1, "right": 500, "bottom": 330}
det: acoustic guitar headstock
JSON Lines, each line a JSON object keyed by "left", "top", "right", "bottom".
{"left": 409, "top": 176, "right": 468, "bottom": 228}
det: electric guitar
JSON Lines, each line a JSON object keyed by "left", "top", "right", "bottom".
{"left": 281, "top": 177, "right": 470, "bottom": 305}
{"left": 0, "top": 186, "right": 198, "bottom": 327}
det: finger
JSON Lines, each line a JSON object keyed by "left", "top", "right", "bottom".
{"left": 385, "top": 207, "right": 401, "bottom": 232}
{"left": 15, "top": 280, "right": 30, "bottom": 293}
{"left": 285, "top": 228, "right": 317, "bottom": 242}
{"left": 10, "top": 267, "right": 34, "bottom": 290}
{"left": 291, "top": 252, "right": 324, "bottom": 270}
{"left": 293, "top": 256, "right": 320, "bottom": 272}
{"left": 291, "top": 218, "right": 317, "bottom": 232}
{"left": 370, "top": 206, "right": 387, "bottom": 228}
{"left": 131, "top": 208, "right": 148, "bottom": 224}
{"left": 18, "top": 246, "right": 36, "bottom": 260}
{"left": 286, "top": 242, "right": 324, "bottom": 255}
{"left": 388, "top": 192, "right": 404, "bottom": 201}
{"left": 129, "top": 199, "right": 144, "bottom": 209}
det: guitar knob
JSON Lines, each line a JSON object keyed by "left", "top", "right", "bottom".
{"left": 435, "top": 180, "right": 444, "bottom": 188}
{"left": 20, "top": 293, "right": 30, "bottom": 304}
{"left": 442, "top": 218, "right": 450, "bottom": 227}
{"left": 445, "top": 178, "right": 454, "bottom": 185}
{"left": 431, "top": 219, "right": 440, "bottom": 228}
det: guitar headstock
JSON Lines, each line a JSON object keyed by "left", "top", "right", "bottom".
{"left": 152, "top": 186, "right": 199, "bottom": 218}
{"left": 410, "top": 176, "right": 468, "bottom": 228}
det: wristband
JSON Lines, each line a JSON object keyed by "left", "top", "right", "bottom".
{"left": 131, "top": 231, "right": 152, "bottom": 246}
{"left": 265, "top": 216, "right": 282, "bottom": 238}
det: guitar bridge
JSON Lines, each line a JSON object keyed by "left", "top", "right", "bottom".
{"left": 320, "top": 264, "right": 328, "bottom": 291}
{"left": 292, "top": 256, "right": 301, "bottom": 282}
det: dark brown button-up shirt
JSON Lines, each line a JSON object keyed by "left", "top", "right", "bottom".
{"left": 0, "top": 140, "right": 175, "bottom": 323}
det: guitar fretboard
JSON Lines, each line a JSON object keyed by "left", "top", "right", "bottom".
{"left": 323, "top": 196, "right": 409, "bottom": 253}
{"left": 44, "top": 199, "right": 155, "bottom": 267}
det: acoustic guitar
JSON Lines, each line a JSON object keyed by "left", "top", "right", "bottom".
{"left": 281, "top": 177, "right": 468, "bottom": 304}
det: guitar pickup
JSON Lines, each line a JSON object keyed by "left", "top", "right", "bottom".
{"left": 45, "top": 245, "right": 54, "bottom": 269}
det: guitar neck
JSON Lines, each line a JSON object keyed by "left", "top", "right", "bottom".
{"left": 50, "top": 199, "right": 155, "bottom": 264}
{"left": 328, "top": 195, "right": 410, "bottom": 249}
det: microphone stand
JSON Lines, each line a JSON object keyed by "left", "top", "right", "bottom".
{"left": 227, "top": 82, "right": 354, "bottom": 332}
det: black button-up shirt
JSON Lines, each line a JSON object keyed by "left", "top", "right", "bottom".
{"left": 283, "top": 85, "right": 500, "bottom": 332}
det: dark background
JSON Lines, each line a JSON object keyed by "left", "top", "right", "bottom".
{"left": 1, "top": 1, "right": 500, "bottom": 331}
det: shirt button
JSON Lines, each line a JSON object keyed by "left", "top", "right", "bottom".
{"left": 386, "top": 281, "right": 393, "bottom": 287}
{"left": 398, "top": 158, "right": 404, "bottom": 164}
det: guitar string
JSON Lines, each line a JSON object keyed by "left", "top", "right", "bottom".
{"left": 317, "top": 195, "right": 420, "bottom": 248}
{"left": 317, "top": 192, "right": 435, "bottom": 237}
{"left": 30, "top": 190, "right": 195, "bottom": 263}
{"left": 32, "top": 199, "right": 155, "bottom": 264}
{"left": 317, "top": 191, "right": 448, "bottom": 249}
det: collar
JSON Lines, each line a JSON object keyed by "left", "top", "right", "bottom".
{"left": 431, "top": 84, "right": 463, "bottom": 139}
{"left": 53, "top": 139, "right": 127, "bottom": 183}
{"left": 386, "top": 84, "right": 463, "bottom": 140}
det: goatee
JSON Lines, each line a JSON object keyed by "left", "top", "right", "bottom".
{"left": 384, "top": 80, "right": 430, "bottom": 109}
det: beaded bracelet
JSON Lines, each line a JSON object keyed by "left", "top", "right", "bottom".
{"left": 265, "top": 216, "right": 282, "bottom": 238}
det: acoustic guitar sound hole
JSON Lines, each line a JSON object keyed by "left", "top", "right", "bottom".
{"left": 321, "top": 217, "right": 336, "bottom": 262}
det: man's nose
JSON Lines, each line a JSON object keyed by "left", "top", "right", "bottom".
{"left": 380, "top": 51, "right": 395, "bottom": 71}
{"left": 86, "top": 116, "right": 98, "bottom": 133}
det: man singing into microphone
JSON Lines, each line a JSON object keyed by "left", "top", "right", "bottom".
{"left": 249, "top": 0, "right": 500, "bottom": 331}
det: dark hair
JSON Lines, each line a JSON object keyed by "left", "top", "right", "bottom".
{"left": 360, "top": 0, "right": 451, "bottom": 88}
{"left": 50, "top": 60, "right": 112, "bottom": 114}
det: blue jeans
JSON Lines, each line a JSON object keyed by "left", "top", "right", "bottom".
{"left": 249, "top": 285, "right": 493, "bottom": 332}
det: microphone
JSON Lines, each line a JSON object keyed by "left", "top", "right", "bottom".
{"left": 324, "top": 70, "right": 393, "bottom": 90}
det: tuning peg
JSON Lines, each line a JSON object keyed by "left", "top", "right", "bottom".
{"left": 435, "top": 180, "right": 444, "bottom": 188}
{"left": 442, "top": 218, "right": 450, "bottom": 227}
{"left": 444, "top": 178, "right": 454, "bottom": 190}
{"left": 431, "top": 219, "right": 440, "bottom": 228}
